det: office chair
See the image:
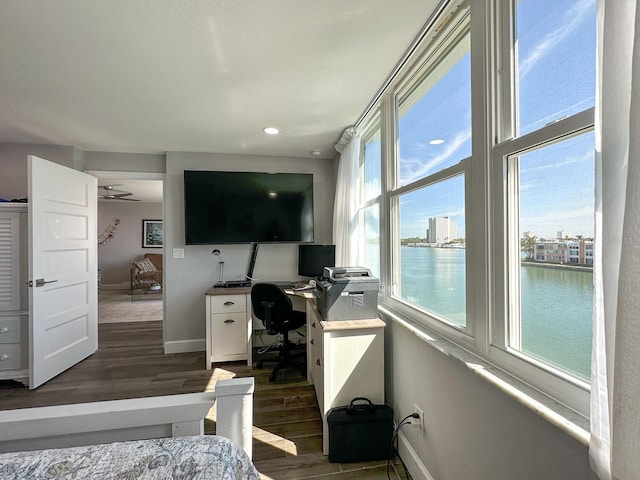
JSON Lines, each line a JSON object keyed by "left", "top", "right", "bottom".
{"left": 251, "top": 283, "right": 306, "bottom": 381}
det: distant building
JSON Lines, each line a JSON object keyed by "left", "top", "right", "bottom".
{"left": 534, "top": 238, "right": 593, "bottom": 265}
{"left": 557, "top": 229, "right": 571, "bottom": 239}
{"left": 427, "top": 217, "right": 457, "bottom": 244}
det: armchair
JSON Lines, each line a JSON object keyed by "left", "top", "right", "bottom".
{"left": 130, "top": 253, "right": 163, "bottom": 291}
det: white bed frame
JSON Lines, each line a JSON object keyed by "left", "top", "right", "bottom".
{"left": 0, "top": 377, "right": 254, "bottom": 458}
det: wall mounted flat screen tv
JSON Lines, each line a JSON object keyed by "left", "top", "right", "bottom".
{"left": 184, "top": 170, "right": 314, "bottom": 244}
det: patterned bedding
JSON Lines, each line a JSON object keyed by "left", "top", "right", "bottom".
{"left": 0, "top": 435, "right": 260, "bottom": 480}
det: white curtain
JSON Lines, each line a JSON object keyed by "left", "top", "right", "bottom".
{"left": 333, "top": 127, "right": 360, "bottom": 267}
{"left": 590, "top": 1, "right": 640, "bottom": 479}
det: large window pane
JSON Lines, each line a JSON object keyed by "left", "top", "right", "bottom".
{"left": 512, "top": 132, "right": 594, "bottom": 379}
{"left": 362, "top": 127, "right": 381, "bottom": 203}
{"left": 397, "top": 33, "right": 471, "bottom": 187}
{"left": 395, "top": 175, "right": 466, "bottom": 327}
{"left": 361, "top": 204, "right": 380, "bottom": 278}
{"left": 516, "top": 0, "right": 596, "bottom": 135}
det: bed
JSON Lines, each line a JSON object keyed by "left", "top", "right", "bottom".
{"left": 0, "top": 377, "right": 256, "bottom": 479}
{"left": 0, "top": 435, "right": 259, "bottom": 479}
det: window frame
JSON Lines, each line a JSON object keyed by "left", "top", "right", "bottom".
{"left": 383, "top": 8, "right": 475, "bottom": 348}
{"left": 355, "top": 112, "right": 383, "bottom": 277}
{"left": 351, "top": 0, "right": 594, "bottom": 418}
{"left": 386, "top": 159, "right": 474, "bottom": 347}
{"left": 489, "top": 114, "right": 594, "bottom": 415}
{"left": 487, "top": 0, "right": 595, "bottom": 415}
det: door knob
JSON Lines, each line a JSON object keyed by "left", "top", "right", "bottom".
{"left": 27, "top": 278, "right": 58, "bottom": 288}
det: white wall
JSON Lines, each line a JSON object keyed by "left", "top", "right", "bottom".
{"left": 385, "top": 321, "right": 598, "bottom": 480}
{"left": 83, "top": 151, "right": 165, "bottom": 174}
{"left": 163, "top": 151, "right": 335, "bottom": 352}
{"left": 98, "top": 201, "right": 163, "bottom": 284}
{"left": 0, "top": 143, "right": 79, "bottom": 200}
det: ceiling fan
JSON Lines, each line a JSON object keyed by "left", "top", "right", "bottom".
{"left": 98, "top": 185, "right": 140, "bottom": 201}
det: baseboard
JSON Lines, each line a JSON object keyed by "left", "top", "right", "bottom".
{"left": 163, "top": 339, "right": 205, "bottom": 354}
{"left": 397, "top": 431, "right": 435, "bottom": 480}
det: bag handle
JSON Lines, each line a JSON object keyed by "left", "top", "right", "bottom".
{"left": 347, "top": 397, "right": 374, "bottom": 414}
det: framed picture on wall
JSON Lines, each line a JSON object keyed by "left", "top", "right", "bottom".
{"left": 142, "top": 220, "right": 163, "bottom": 248}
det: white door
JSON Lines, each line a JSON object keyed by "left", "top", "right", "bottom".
{"left": 28, "top": 155, "right": 98, "bottom": 389}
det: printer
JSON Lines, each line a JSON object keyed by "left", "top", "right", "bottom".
{"left": 315, "top": 266, "right": 379, "bottom": 321}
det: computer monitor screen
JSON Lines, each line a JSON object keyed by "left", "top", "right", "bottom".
{"left": 298, "top": 244, "right": 335, "bottom": 278}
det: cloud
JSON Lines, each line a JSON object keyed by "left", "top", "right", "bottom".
{"left": 522, "top": 207, "right": 594, "bottom": 237}
{"left": 520, "top": 181, "right": 540, "bottom": 192}
{"left": 523, "top": 98, "right": 595, "bottom": 131}
{"left": 399, "top": 128, "right": 471, "bottom": 184}
{"left": 518, "top": 0, "right": 594, "bottom": 78}
{"left": 520, "top": 148, "right": 593, "bottom": 174}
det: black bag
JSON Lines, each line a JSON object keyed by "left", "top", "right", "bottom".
{"left": 327, "top": 397, "right": 394, "bottom": 463}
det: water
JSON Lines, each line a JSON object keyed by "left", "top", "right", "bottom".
{"left": 399, "top": 246, "right": 592, "bottom": 380}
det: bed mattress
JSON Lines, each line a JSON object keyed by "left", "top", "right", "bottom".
{"left": 0, "top": 435, "right": 259, "bottom": 479}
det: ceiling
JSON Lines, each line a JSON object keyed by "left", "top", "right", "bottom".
{"left": 0, "top": 0, "right": 438, "bottom": 161}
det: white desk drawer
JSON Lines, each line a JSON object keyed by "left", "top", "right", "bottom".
{"left": 0, "top": 344, "right": 21, "bottom": 370}
{"left": 210, "top": 295, "right": 246, "bottom": 313}
{"left": 0, "top": 316, "right": 21, "bottom": 344}
{"left": 210, "top": 312, "right": 248, "bottom": 357}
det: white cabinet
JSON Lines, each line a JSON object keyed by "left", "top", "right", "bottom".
{"left": 306, "top": 303, "right": 385, "bottom": 455}
{"left": 205, "top": 289, "right": 252, "bottom": 368}
{"left": 0, "top": 205, "right": 29, "bottom": 385}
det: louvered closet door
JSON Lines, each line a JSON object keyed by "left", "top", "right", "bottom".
{"left": 0, "top": 212, "right": 21, "bottom": 312}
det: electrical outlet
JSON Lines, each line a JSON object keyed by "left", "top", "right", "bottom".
{"left": 413, "top": 404, "right": 424, "bottom": 430}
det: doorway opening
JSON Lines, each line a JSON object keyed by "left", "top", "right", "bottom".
{"left": 87, "top": 171, "right": 165, "bottom": 328}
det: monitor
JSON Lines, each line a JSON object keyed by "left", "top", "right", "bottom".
{"left": 184, "top": 170, "right": 314, "bottom": 244}
{"left": 298, "top": 244, "right": 336, "bottom": 278}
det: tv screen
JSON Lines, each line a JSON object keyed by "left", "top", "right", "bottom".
{"left": 184, "top": 170, "right": 314, "bottom": 244}
{"left": 298, "top": 244, "right": 335, "bottom": 278}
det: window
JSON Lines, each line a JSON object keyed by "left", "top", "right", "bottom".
{"left": 346, "top": 0, "right": 596, "bottom": 416}
{"left": 507, "top": 132, "right": 595, "bottom": 381}
{"left": 515, "top": 0, "right": 596, "bottom": 135}
{"left": 356, "top": 117, "right": 382, "bottom": 278}
{"left": 362, "top": 126, "right": 381, "bottom": 203}
{"left": 394, "top": 175, "right": 466, "bottom": 328}
{"left": 360, "top": 204, "right": 380, "bottom": 278}
{"left": 388, "top": 18, "right": 471, "bottom": 334}
{"left": 491, "top": 0, "right": 596, "bottom": 406}
{"left": 397, "top": 32, "right": 471, "bottom": 187}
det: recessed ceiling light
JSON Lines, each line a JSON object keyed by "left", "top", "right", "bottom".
{"left": 268, "top": 191, "right": 277, "bottom": 198}
{"left": 429, "top": 139, "right": 445, "bottom": 145}
{"left": 263, "top": 127, "right": 280, "bottom": 135}
{"left": 311, "top": 150, "right": 322, "bottom": 156}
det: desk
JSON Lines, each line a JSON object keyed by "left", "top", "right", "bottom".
{"left": 204, "top": 287, "right": 385, "bottom": 455}
{"left": 303, "top": 301, "right": 385, "bottom": 455}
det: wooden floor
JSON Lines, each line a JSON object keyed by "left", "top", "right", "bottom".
{"left": 0, "top": 321, "right": 410, "bottom": 480}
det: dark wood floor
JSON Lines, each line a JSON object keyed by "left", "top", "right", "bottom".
{"left": 0, "top": 321, "right": 410, "bottom": 479}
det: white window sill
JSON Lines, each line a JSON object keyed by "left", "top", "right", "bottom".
{"left": 379, "top": 305, "right": 590, "bottom": 446}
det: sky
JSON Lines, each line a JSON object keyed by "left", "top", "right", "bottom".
{"left": 368, "top": 0, "right": 596, "bottom": 240}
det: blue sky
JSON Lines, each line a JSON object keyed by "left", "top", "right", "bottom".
{"left": 381, "top": 0, "right": 596, "bottom": 240}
